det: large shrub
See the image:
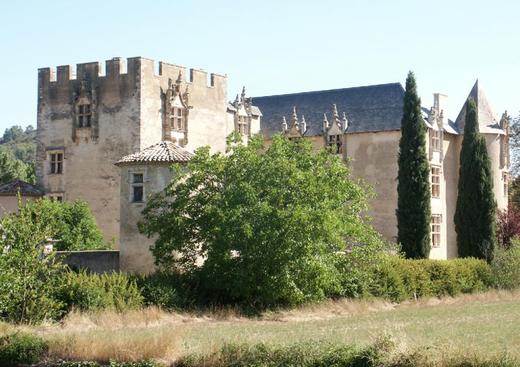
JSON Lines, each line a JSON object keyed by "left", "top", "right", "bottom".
{"left": 0, "top": 332, "right": 48, "bottom": 366}
{"left": 0, "top": 203, "right": 64, "bottom": 323}
{"left": 135, "top": 271, "right": 194, "bottom": 310}
{"left": 55, "top": 271, "right": 143, "bottom": 313}
{"left": 491, "top": 239, "right": 520, "bottom": 289}
{"left": 22, "top": 198, "right": 108, "bottom": 251}
{"left": 139, "top": 134, "right": 383, "bottom": 307}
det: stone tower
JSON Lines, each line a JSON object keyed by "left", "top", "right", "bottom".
{"left": 37, "top": 57, "right": 260, "bottom": 245}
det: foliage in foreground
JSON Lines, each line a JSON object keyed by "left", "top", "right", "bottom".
{"left": 0, "top": 202, "right": 64, "bottom": 323}
{"left": 491, "top": 239, "right": 520, "bottom": 290}
{"left": 54, "top": 271, "right": 143, "bottom": 313}
{"left": 496, "top": 207, "right": 520, "bottom": 249}
{"left": 0, "top": 332, "right": 47, "bottom": 366}
{"left": 175, "top": 338, "right": 518, "bottom": 367}
{"left": 396, "top": 71, "right": 431, "bottom": 259}
{"left": 21, "top": 198, "right": 109, "bottom": 251}
{"left": 139, "top": 133, "right": 384, "bottom": 307}
{"left": 455, "top": 98, "right": 496, "bottom": 261}
{"left": 0, "top": 125, "right": 36, "bottom": 185}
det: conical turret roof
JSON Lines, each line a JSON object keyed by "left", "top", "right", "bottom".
{"left": 455, "top": 80, "right": 505, "bottom": 135}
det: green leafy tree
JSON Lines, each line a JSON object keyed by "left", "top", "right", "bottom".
{"left": 22, "top": 198, "right": 108, "bottom": 251}
{"left": 455, "top": 98, "right": 496, "bottom": 261}
{"left": 396, "top": 71, "right": 431, "bottom": 258}
{"left": 0, "top": 198, "right": 64, "bottom": 323}
{"left": 1, "top": 125, "right": 25, "bottom": 143}
{"left": 0, "top": 151, "right": 34, "bottom": 184}
{"left": 139, "top": 134, "right": 384, "bottom": 307}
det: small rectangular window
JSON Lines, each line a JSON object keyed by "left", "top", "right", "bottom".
{"left": 431, "top": 166, "right": 441, "bottom": 198}
{"left": 431, "top": 214, "right": 442, "bottom": 248}
{"left": 50, "top": 152, "right": 64, "bottom": 174}
{"left": 431, "top": 129, "right": 441, "bottom": 151}
{"left": 131, "top": 173, "right": 144, "bottom": 203}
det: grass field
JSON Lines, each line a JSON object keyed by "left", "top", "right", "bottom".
{"left": 3, "top": 290, "right": 520, "bottom": 364}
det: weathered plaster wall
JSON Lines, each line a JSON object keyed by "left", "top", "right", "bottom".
{"left": 345, "top": 130, "right": 400, "bottom": 243}
{"left": 119, "top": 163, "right": 173, "bottom": 273}
{"left": 484, "top": 133, "right": 508, "bottom": 212}
{"left": 0, "top": 196, "right": 38, "bottom": 217}
{"left": 443, "top": 134, "right": 461, "bottom": 259}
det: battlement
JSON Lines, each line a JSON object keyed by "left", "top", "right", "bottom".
{"left": 38, "top": 57, "right": 227, "bottom": 89}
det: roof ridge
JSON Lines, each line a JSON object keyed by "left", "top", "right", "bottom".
{"left": 253, "top": 82, "right": 404, "bottom": 100}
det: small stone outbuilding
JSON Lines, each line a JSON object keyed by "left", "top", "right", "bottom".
{"left": 116, "top": 141, "right": 193, "bottom": 273}
{"left": 0, "top": 180, "right": 44, "bottom": 217}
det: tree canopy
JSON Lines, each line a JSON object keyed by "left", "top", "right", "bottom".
{"left": 396, "top": 71, "right": 431, "bottom": 258}
{"left": 139, "top": 133, "right": 384, "bottom": 306}
{"left": 455, "top": 98, "right": 496, "bottom": 261}
{"left": 0, "top": 125, "right": 36, "bottom": 184}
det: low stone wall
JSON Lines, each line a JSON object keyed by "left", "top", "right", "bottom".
{"left": 56, "top": 250, "right": 120, "bottom": 273}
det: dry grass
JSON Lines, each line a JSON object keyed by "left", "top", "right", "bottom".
{"left": 3, "top": 290, "right": 520, "bottom": 364}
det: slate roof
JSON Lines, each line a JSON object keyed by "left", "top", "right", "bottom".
{"left": 0, "top": 180, "right": 44, "bottom": 197}
{"left": 253, "top": 83, "right": 406, "bottom": 137}
{"left": 455, "top": 80, "right": 505, "bottom": 135}
{"left": 116, "top": 141, "right": 194, "bottom": 165}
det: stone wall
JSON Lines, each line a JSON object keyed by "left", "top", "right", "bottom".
{"left": 56, "top": 250, "right": 119, "bottom": 273}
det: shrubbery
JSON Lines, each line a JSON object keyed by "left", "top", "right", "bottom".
{"left": 491, "top": 239, "right": 520, "bottom": 289}
{"left": 0, "top": 332, "right": 48, "bottom": 366}
{"left": 55, "top": 271, "right": 143, "bottom": 313}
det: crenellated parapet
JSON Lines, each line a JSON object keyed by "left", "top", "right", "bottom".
{"left": 38, "top": 57, "right": 227, "bottom": 97}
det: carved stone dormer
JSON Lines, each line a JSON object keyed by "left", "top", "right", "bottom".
{"left": 232, "top": 86, "right": 254, "bottom": 136}
{"left": 282, "top": 106, "right": 305, "bottom": 140}
{"left": 164, "top": 71, "right": 191, "bottom": 146}
{"left": 500, "top": 110, "right": 510, "bottom": 169}
{"left": 428, "top": 106, "right": 444, "bottom": 161}
{"left": 72, "top": 78, "right": 98, "bottom": 142}
{"left": 324, "top": 104, "right": 344, "bottom": 154}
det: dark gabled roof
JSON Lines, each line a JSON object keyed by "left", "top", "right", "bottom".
{"left": 116, "top": 141, "right": 193, "bottom": 165}
{"left": 0, "top": 180, "right": 44, "bottom": 197}
{"left": 253, "top": 83, "right": 406, "bottom": 137}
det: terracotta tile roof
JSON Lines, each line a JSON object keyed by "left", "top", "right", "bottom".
{"left": 0, "top": 180, "right": 44, "bottom": 196}
{"left": 116, "top": 141, "right": 194, "bottom": 165}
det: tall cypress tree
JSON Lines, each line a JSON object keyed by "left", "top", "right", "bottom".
{"left": 397, "top": 71, "right": 431, "bottom": 258}
{"left": 454, "top": 98, "right": 496, "bottom": 261}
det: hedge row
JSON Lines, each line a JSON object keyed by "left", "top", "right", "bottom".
{"left": 369, "top": 257, "right": 493, "bottom": 302}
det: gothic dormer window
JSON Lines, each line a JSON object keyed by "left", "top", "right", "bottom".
{"left": 281, "top": 106, "right": 305, "bottom": 140}
{"left": 324, "top": 104, "right": 344, "bottom": 154}
{"left": 232, "top": 87, "right": 253, "bottom": 137}
{"left": 164, "top": 72, "right": 190, "bottom": 145}
{"left": 72, "top": 79, "right": 98, "bottom": 142}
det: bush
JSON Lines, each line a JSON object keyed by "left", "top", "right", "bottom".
{"left": 135, "top": 271, "right": 194, "bottom": 310}
{"left": 339, "top": 254, "right": 492, "bottom": 302}
{"left": 59, "top": 362, "right": 160, "bottom": 367}
{"left": 491, "top": 240, "right": 520, "bottom": 289}
{"left": 55, "top": 271, "right": 143, "bottom": 313}
{"left": 0, "top": 332, "right": 48, "bottom": 366}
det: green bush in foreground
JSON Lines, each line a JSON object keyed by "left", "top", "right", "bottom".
{"left": 55, "top": 271, "right": 143, "bottom": 313}
{"left": 491, "top": 240, "right": 520, "bottom": 289}
{"left": 0, "top": 332, "right": 48, "bottom": 366}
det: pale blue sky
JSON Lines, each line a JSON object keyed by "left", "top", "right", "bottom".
{"left": 0, "top": 0, "right": 518, "bottom": 132}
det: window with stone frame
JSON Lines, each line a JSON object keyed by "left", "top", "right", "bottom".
{"left": 431, "top": 214, "right": 442, "bottom": 248}
{"left": 171, "top": 107, "right": 186, "bottom": 132}
{"left": 78, "top": 103, "right": 92, "bottom": 127}
{"left": 48, "top": 194, "right": 63, "bottom": 202}
{"left": 431, "top": 165, "right": 441, "bottom": 198}
{"left": 49, "top": 152, "right": 64, "bottom": 174}
{"left": 431, "top": 129, "right": 441, "bottom": 151}
{"left": 237, "top": 115, "right": 249, "bottom": 135}
{"left": 131, "top": 173, "right": 144, "bottom": 203}
{"left": 327, "top": 134, "right": 343, "bottom": 154}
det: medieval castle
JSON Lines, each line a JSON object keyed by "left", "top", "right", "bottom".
{"left": 35, "top": 57, "right": 510, "bottom": 272}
